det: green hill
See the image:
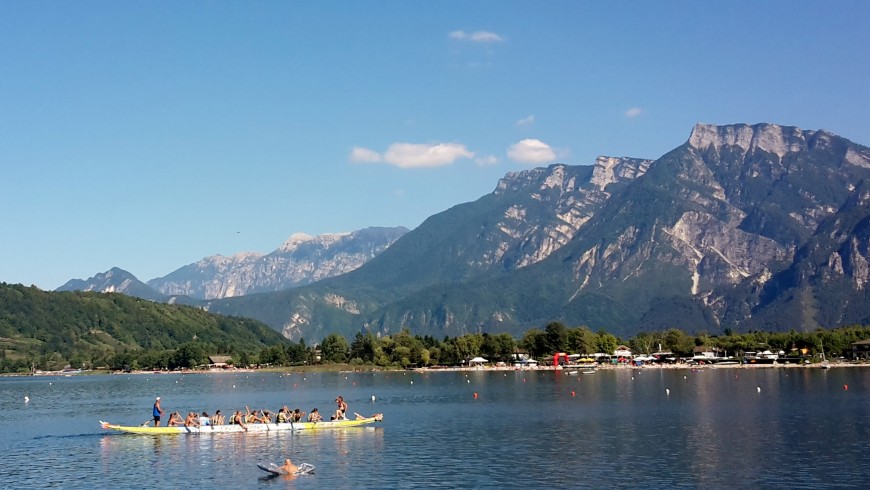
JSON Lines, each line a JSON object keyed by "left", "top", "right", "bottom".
{"left": 0, "top": 283, "right": 286, "bottom": 373}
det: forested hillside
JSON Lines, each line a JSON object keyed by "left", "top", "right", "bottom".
{"left": 0, "top": 283, "right": 286, "bottom": 373}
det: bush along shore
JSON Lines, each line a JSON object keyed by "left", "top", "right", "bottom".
{"left": 7, "top": 322, "right": 869, "bottom": 375}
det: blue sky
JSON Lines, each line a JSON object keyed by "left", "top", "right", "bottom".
{"left": 2, "top": 1, "right": 869, "bottom": 290}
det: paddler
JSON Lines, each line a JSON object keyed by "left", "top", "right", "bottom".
{"left": 153, "top": 397, "right": 164, "bottom": 426}
{"left": 278, "top": 459, "right": 298, "bottom": 475}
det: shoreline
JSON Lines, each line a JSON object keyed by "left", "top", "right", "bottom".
{"left": 415, "top": 361, "right": 868, "bottom": 372}
{"left": 5, "top": 361, "right": 866, "bottom": 377}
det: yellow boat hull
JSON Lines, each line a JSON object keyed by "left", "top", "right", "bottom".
{"left": 100, "top": 415, "right": 382, "bottom": 435}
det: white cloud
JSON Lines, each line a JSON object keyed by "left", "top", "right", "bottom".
{"left": 383, "top": 143, "right": 475, "bottom": 168}
{"left": 449, "top": 30, "right": 504, "bottom": 43}
{"left": 507, "top": 139, "right": 556, "bottom": 164}
{"left": 625, "top": 107, "right": 643, "bottom": 118}
{"left": 470, "top": 31, "right": 504, "bottom": 43}
{"left": 349, "top": 147, "right": 382, "bottom": 163}
{"left": 351, "top": 143, "right": 475, "bottom": 168}
{"left": 475, "top": 155, "right": 499, "bottom": 167}
{"left": 515, "top": 115, "right": 535, "bottom": 126}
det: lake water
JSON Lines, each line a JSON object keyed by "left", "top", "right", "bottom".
{"left": 1, "top": 367, "right": 868, "bottom": 489}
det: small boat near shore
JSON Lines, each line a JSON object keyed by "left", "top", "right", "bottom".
{"left": 100, "top": 414, "right": 383, "bottom": 435}
{"left": 743, "top": 350, "right": 783, "bottom": 365}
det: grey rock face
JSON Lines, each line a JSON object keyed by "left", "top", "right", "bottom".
{"left": 149, "top": 227, "right": 408, "bottom": 299}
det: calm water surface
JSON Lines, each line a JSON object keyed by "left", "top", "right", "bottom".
{"left": 1, "top": 367, "right": 868, "bottom": 489}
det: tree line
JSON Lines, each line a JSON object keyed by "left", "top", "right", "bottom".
{"left": 3, "top": 282, "right": 869, "bottom": 373}
{"left": 311, "top": 323, "right": 870, "bottom": 368}
{"left": 13, "top": 321, "right": 863, "bottom": 373}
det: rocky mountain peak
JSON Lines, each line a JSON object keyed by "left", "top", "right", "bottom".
{"left": 277, "top": 232, "right": 351, "bottom": 253}
{"left": 147, "top": 227, "right": 408, "bottom": 299}
{"left": 56, "top": 267, "right": 166, "bottom": 301}
{"left": 495, "top": 165, "right": 570, "bottom": 195}
{"left": 590, "top": 156, "right": 653, "bottom": 191}
{"left": 688, "top": 122, "right": 816, "bottom": 158}
{"left": 277, "top": 233, "right": 312, "bottom": 253}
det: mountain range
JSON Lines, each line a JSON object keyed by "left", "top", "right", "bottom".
{"left": 58, "top": 123, "right": 870, "bottom": 341}
{"left": 57, "top": 227, "right": 408, "bottom": 301}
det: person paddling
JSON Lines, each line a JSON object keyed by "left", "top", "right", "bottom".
{"left": 278, "top": 458, "right": 299, "bottom": 475}
{"left": 153, "top": 397, "right": 164, "bottom": 426}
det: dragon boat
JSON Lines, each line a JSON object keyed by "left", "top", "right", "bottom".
{"left": 100, "top": 413, "right": 383, "bottom": 435}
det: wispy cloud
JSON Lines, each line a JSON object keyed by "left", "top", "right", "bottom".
{"left": 507, "top": 139, "right": 556, "bottom": 164}
{"left": 515, "top": 115, "right": 535, "bottom": 127}
{"left": 624, "top": 107, "right": 644, "bottom": 118}
{"left": 350, "top": 147, "right": 382, "bottom": 163}
{"left": 475, "top": 155, "right": 499, "bottom": 167}
{"left": 448, "top": 30, "right": 505, "bottom": 43}
{"left": 350, "top": 143, "right": 474, "bottom": 169}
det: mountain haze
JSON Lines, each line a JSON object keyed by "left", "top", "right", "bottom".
{"left": 148, "top": 227, "right": 408, "bottom": 299}
{"left": 56, "top": 227, "right": 408, "bottom": 301}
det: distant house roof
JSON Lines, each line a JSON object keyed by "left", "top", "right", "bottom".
{"left": 208, "top": 355, "right": 232, "bottom": 364}
{"left": 693, "top": 346, "right": 722, "bottom": 353}
{"left": 851, "top": 339, "right": 870, "bottom": 346}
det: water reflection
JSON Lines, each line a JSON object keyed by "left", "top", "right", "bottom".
{"left": 3, "top": 370, "right": 870, "bottom": 488}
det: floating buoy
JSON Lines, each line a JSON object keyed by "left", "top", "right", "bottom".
{"left": 473, "top": 392, "right": 478, "bottom": 399}
{"left": 24, "top": 395, "right": 29, "bottom": 403}
{"left": 371, "top": 395, "right": 376, "bottom": 402}
{"left": 844, "top": 384, "right": 849, "bottom": 391}
{"left": 757, "top": 386, "right": 761, "bottom": 393}
{"left": 683, "top": 375, "right": 687, "bottom": 380}
{"left": 666, "top": 389, "right": 670, "bottom": 396}
{"left": 571, "top": 391, "right": 576, "bottom": 397}
{"left": 631, "top": 376, "right": 634, "bottom": 380}
{"left": 410, "top": 380, "right": 413, "bottom": 385}
{"left": 233, "top": 385, "right": 236, "bottom": 389}
{"left": 467, "top": 379, "right": 470, "bottom": 384}
{"left": 523, "top": 379, "right": 526, "bottom": 383}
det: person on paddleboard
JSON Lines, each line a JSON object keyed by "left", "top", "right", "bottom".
{"left": 153, "top": 397, "right": 164, "bottom": 426}
{"left": 278, "top": 459, "right": 298, "bottom": 474}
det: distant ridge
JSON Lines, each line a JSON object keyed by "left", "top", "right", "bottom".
{"left": 56, "top": 227, "right": 408, "bottom": 300}
{"left": 57, "top": 267, "right": 166, "bottom": 301}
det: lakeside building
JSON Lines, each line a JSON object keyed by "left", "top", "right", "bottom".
{"left": 851, "top": 339, "right": 870, "bottom": 360}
